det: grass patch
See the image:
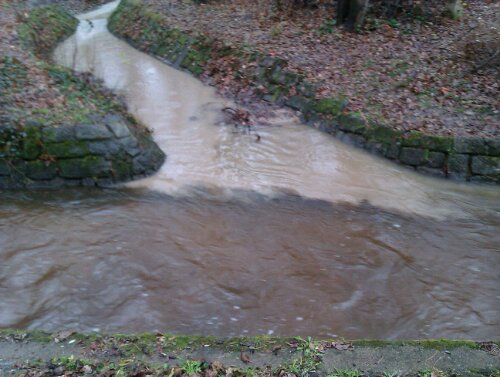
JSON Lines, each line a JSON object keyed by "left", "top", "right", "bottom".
{"left": 17, "top": 5, "right": 78, "bottom": 58}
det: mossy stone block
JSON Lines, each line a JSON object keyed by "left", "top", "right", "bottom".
{"left": 402, "top": 132, "right": 454, "bottom": 152}
{"left": 112, "top": 158, "right": 133, "bottom": 180}
{"left": 46, "top": 141, "right": 89, "bottom": 158}
{"left": 448, "top": 153, "right": 469, "bottom": 174}
{"left": 485, "top": 139, "right": 500, "bottom": 157}
{"left": 88, "top": 140, "right": 121, "bottom": 156}
{"left": 471, "top": 155, "right": 500, "bottom": 177}
{"left": 21, "top": 126, "right": 42, "bottom": 160}
{"left": 385, "top": 144, "right": 400, "bottom": 160}
{"left": 399, "top": 147, "right": 427, "bottom": 166}
{"left": 119, "top": 136, "right": 140, "bottom": 157}
{"left": 296, "top": 81, "right": 317, "bottom": 98}
{"left": 337, "top": 131, "right": 366, "bottom": 147}
{"left": 42, "top": 126, "right": 76, "bottom": 143}
{"left": 337, "top": 114, "right": 366, "bottom": 134}
{"left": 455, "top": 136, "right": 500, "bottom": 156}
{"left": 59, "top": 156, "right": 111, "bottom": 178}
{"left": 105, "top": 115, "right": 132, "bottom": 139}
{"left": 285, "top": 96, "right": 310, "bottom": 112}
{"left": 75, "top": 124, "right": 112, "bottom": 141}
{"left": 311, "top": 98, "right": 345, "bottom": 116}
{"left": 366, "top": 141, "right": 387, "bottom": 157}
{"left": 26, "top": 160, "right": 57, "bottom": 180}
{"left": 426, "top": 151, "right": 446, "bottom": 169}
{"left": 365, "top": 124, "right": 403, "bottom": 144}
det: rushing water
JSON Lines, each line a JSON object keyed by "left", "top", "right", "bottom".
{"left": 0, "top": 1, "right": 499, "bottom": 340}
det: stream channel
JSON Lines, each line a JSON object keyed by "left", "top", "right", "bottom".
{"left": 0, "top": 1, "right": 499, "bottom": 340}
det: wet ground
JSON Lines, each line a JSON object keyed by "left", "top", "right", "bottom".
{"left": 0, "top": 333, "right": 499, "bottom": 375}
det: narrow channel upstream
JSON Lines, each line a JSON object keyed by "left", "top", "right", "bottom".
{"left": 0, "top": 1, "right": 499, "bottom": 340}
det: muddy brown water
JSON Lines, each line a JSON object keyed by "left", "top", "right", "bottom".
{"left": 1, "top": 1, "right": 499, "bottom": 340}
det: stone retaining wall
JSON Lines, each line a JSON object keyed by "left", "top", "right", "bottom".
{"left": 0, "top": 114, "right": 165, "bottom": 189}
{"left": 0, "top": 4, "right": 165, "bottom": 190}
{"left": 109, "top": 0, "right": 499, "bottom": 184}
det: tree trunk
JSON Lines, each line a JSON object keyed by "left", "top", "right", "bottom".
{"left": 337, "top": 0, "right": 369, "bottom": 30}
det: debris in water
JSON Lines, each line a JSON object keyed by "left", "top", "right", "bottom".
{"left": 222, "top": 107, "right": 251, "bottom": 127}
{"left": 240, "top": 352, "right": 251, "bottom": 364}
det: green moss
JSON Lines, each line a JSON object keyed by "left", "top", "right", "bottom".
{"left": 162, "top": 335, "right": 213, "bottom": 350}
{"left": 58, "top": 156, "right": 111, "bottom": 178}
{"left": 17, "top": 5, "right": 78, "bottom": 58}
{"left": 26, "top": 330, "right": 54, "bottom": 343}
{"left": 0, "top": 329, "right": 52, "bottom": 342}
{"left": 351, "top": 339, "right": 398, "bottom": 348}
{"left": 82, "top": 334, "right": 292, "bottom": 354}
{"left": 364, "top": 123, "right": 403, "bottom": 144}
{"left": 112, "top": 333, "right": 159, "bottom": 355}
{"left": 20, "top": 125, "right": 42, "bottom": 160}
{"left": 352, "top": 339, "right": 479, "bottom": 350}
{"left": 1, "top": 330, "right": 494, "bottom": 354}
{"left": 270, "top": 87, "right": 285, "bottom": 102}
{"left": 112, "top": 158, "right": 133, "bottom": 180}
{"left": 311, "top": 98, "right": 345, "bottom": 116}
{"left": 408, "top": 339, "right": 478, "bottom": 350}
{"left": 219, "top": 336, "right": 290, "bottom": 352}
{"left": 26, "top": 160, "right": 57, "bottom": 180}
{"left": 401, "top": 132, "right": 454, "bottom": 152}
{"left": 337, "top": 113, "right": 367, "bottom": 134}
{"left": 45, "top": 141, "right": 89, "bottom": 158}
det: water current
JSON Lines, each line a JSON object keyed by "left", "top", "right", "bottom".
{"left": 0, "top": 1, "right": 498, "bottom": 340}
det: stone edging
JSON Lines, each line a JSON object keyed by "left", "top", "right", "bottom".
{"left": 0, "top": 114, "right": 164, "bottom": 189}
{"left": 109, "top": 0, "right": 499, "bottom": 184}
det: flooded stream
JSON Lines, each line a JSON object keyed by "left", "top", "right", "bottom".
{"left": 0, "top": 1, "right": 499, "bottom": 340}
